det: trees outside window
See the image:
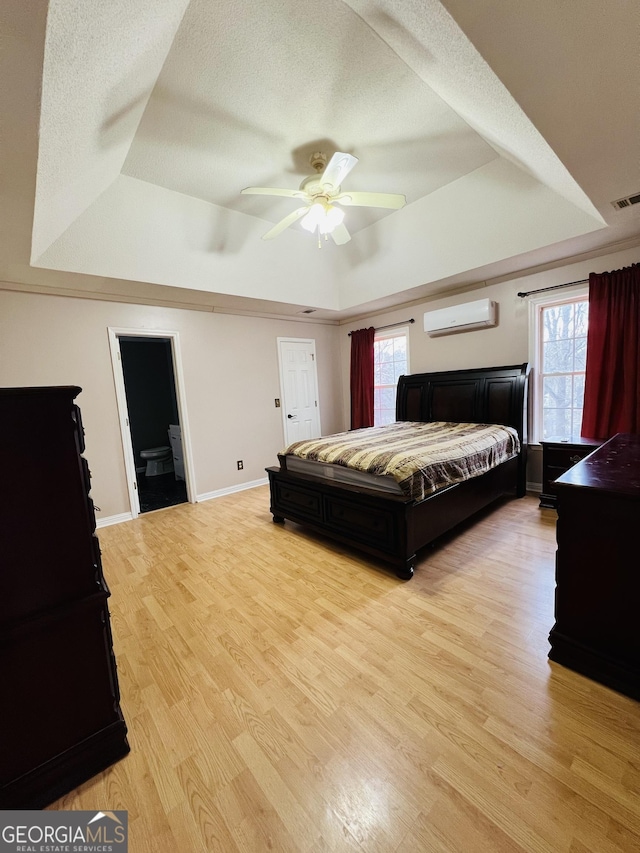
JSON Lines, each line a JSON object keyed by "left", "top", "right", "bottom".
{"left": 374, "top": 331, "right": 408, "bottom": 426}
{"left": 534, "top": 296, "right": 589, "bottom": 441}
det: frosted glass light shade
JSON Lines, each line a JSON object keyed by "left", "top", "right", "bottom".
{"left": 301, "top": 203, "right": 325, "bottom": 233}
{"left": 301, "top": 202, "right": 345, "bottom": 234}
{"left": 320, "top": 205, "right": 345, "bottom": 233}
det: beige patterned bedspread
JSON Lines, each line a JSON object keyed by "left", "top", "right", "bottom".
{"left": 282, "top": 421, "right": 520, "bottom": 502}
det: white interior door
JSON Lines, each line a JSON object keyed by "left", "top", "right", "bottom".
{"left": 277, "top": 338, "right": 322, "bottom": 445}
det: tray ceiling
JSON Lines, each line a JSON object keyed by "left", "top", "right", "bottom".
{"left": 1, "top": 0, "right": 639, "bottom": 319}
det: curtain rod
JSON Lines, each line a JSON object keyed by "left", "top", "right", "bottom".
{"left": 517, "top": 278, "right": 588, "bottom": 298}
{"left": 348, "top": 318, "right": 414, "bottom": 336}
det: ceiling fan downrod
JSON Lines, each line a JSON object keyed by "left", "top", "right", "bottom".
{"left": 309, "top": 152, "right": 327, "bottom": 173}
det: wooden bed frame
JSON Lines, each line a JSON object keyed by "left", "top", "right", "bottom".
{"left": 266, "top": 363, "right": 530, "bottom": 579}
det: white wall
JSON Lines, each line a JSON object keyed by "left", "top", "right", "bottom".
{"left": 3, "top": 243, "right": 638, "bottom": 513}
{"left": 0, "top": 290, "right": 343, "bottom": 520}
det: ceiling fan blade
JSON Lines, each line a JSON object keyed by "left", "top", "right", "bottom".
{"left": 335, "top": 191, "right": 406, "bottom": 209}
{"left": 241, "top": 186, "right": 304, "bottom": 199}
{"left": 261, "top": 206, "right": 309, "bottom": 240}
{"left": 320, "top": 152, "right": 359, "bottom": 191}
{"left": 330, "top": 223, "right": 351, "bottom": 245}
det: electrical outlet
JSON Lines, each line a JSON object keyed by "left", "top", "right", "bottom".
{"left": 275, "top": 398, "right": 281, "bottom": 408}
{"left": 237, "top": 460, "right": 243, "bottom": 470}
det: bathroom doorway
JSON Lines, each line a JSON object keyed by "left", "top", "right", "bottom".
{"left": 108, "top": 328, "right": 194, "bottom": 518}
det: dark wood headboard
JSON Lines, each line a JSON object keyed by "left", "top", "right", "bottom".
{"left": 396, "top": 363, "right": 530, "bottom": 446}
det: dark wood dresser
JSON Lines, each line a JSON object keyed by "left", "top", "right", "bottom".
{"left": 539, "top": 437, "right": 601, "bottom": 508}
{"left": 0, "top": 387, "right": 130, "bottom": 807}
{"left": 548, "top": 433, "right": 640, "bottom": 700}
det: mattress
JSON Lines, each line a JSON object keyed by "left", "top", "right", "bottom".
{"left": 284, "top": 455, "right": 404, "bottom": 494}
{"left": 281, "top": 421, "right": 520, "bottom": 502}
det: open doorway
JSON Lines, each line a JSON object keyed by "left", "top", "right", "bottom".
{"left": 119, "top": 337, "right": 186, "bottom": 513}
{"left": 108, "top": 328, "right": 194, "bottom": 518}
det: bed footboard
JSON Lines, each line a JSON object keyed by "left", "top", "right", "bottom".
{"left": 267, "top": 457, "right": 518, "bottom": 579}
{"left": 268, "top": 466, "right": 416, "bottom": 578}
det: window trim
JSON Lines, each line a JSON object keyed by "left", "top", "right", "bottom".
{"left": 527, "top": 285, "right": 589, "bottom": 445}
{"left": 373, "top": 325, "right": 411, "bottom": 427}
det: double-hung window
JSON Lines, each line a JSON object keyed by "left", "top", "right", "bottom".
{"left": 373, "top": 328, "right": 409, "bottom": 426}
{"left": 530, "top": 289, "right": 589, "bottom": 442}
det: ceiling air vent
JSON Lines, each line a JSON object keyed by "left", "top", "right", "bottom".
{"left": 611, "top": 192, "right": 640, "bottom": 210}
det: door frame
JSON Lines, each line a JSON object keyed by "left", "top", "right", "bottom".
{"left": 108, "top": 327, "right": 196, "bottom": 519}
{"left": 276, "top": 337, "right": 322, "bottom": 445}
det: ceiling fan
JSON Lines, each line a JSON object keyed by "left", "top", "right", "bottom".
{"left": 241, "top": 151, "right": 406, "bottom": 246}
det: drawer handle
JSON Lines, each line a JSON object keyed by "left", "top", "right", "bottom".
{"left": 569, "top": 454, "right": 583, "bottom": 464}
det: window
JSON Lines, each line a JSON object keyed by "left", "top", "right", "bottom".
{"left": 374, "top": 328, "right": 409, "bottom": 426}
{"left": 531, "top": 291, "right": 589, "bottom": 442}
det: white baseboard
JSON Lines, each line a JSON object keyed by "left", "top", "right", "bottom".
{"left": 527, "top": 481, "right": 542, "bottom": 496}
{"left": 197, "top": 477, "right": 268, "bottom": 503}
{"left": 94, "top": 479, "right": 267, "bottom": 529}
{"left": 96, "top": 511, "right": 134, "bottom": 529}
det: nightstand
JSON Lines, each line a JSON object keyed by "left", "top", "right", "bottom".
{"left": 539, "top": 437, "right": 602, "bottom": 508}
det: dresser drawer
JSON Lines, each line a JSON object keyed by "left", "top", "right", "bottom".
{"left": 544, "top": 445, "right": 594, "bottom": 469}
{"left": 540, "top": 439, "right": 601, "bottom": 508}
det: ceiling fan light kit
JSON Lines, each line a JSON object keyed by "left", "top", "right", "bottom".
{"left": 300, "top": 199, "right": 345, "bottom": 235}
{"left": 241, "top": 151, "right": 406, "bottom": 247}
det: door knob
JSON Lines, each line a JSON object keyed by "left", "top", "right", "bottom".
{"left": 287, "top": 414, "right": 297, "bottom": 419}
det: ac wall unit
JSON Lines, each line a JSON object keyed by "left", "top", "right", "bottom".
{"left": 423, "top": 298, "right": 497, "bottom": 336}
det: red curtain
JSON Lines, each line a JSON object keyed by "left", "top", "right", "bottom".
{"left": 581, "top": 263, "right": 640, "bottom": 440}
{"left": 350, "top": 327, "right": 376, "bottom": 429}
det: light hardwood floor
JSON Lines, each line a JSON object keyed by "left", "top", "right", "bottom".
{"left": 48, "top": 488, "right": 640, "bottom": 852}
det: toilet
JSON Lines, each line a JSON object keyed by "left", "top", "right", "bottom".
{"left": 140, "top": 446, "right": 174, "bottom": 477}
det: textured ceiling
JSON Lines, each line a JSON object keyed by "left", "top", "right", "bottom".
{"left": 1, "top": 0, "right": 639, "bottom": 320}
{"left": 122, "top": 0, "right": 500, "bottom": 235}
